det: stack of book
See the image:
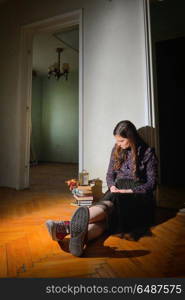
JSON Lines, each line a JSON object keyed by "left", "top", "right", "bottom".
{"left": 73, "top": 185, "right": 93, "bottom": 206}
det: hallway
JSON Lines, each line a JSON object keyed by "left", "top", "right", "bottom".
{"left": 0, "top": 163, "right": 185, "bottom": 278}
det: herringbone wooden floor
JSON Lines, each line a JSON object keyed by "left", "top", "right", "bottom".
{"left": 0, "top": 163, "right": 185, "bottom": 278}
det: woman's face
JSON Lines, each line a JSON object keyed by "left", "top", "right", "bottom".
{"left": 114, "top": 135, "right": 130, "bottom": 149}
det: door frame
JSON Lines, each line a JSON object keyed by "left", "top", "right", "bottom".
{"left": 143, "top": 0, "right": 160, "bottom": 176}
{"left": 17, "top": 9, "right": 83, "bottom": 189}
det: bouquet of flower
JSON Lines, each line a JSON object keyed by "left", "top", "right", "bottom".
{"left": 65, "top": 179, "right": 79, "bottom": 191}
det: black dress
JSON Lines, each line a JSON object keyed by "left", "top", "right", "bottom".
{"left": 102, "top": 178, "right": 156, "bottom": 235}
{"left": 102, "top": 143, "right": 158, "bottom": 235}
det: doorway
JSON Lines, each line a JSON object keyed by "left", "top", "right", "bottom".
{"left": 149, "top": 0, "right": 185, "bottom": 192}
{"left": 30, "top": 27, "right": 79, "bottom": 188}
{"left": 18, "top": 10, "right": 83, "bottom": 189}
{"left": 30, "top": 27, "right": 79, "bottom": 174}
{"left": 155, "top": 37, "right": 185, "bottom": 186}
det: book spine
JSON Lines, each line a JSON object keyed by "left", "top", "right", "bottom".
{"left": 76, "top": 201, "right": 93, "bottom": 204}
{"left": 74, "top": 195, "right": 93, "bottom": 201}
{"left": 78, "top": 203, "right": 92, "bottom": 206}
{"left": 75, "top": 191, "right": 92, "bottom": 196}
{"left": 77, "top": 201, "right": 92, "bottom": 205}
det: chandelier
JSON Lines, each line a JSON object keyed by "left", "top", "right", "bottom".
{"left": 48, "top": 48, "right": 69, "bottom": 80}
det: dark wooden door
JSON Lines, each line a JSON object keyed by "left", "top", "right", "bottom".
{"left": 156, "top": 37, "right": 185, "bottom": 186}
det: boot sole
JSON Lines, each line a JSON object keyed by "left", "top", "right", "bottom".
{"left": 69, "top": 206, "right": 89, "bottom": 257}
{"left": 45, "top": 220, "right": 58, "bottom": 241}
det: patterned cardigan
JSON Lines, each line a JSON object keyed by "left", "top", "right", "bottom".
{"left": 106, "top": 144, "right": 158, "bottom": 194}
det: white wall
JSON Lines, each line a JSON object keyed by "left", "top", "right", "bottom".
{"left": 83, "top": 0, "right": 148, "bottom": 190}
{"left": 0, "top": 0, "right": 150, "bottom": 190}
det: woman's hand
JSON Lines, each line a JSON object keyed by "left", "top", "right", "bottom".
{"left": 118, "top": 189, "right": 133, "bottom": 193}
{"left": 110, "top": 185, "right": 120, "bottom": 193}
{"left": 110, "top": 186, "right": 133, "bottom": 193}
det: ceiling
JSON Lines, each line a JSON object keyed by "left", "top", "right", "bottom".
{"left": 32, "top": 27, "right": 79, "bottom": 76}
{"left": 0, "top": 0, "right": 9, "bottom": 4}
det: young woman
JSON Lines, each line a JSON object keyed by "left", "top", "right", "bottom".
{"left": 46, "top": 120, "right": 158, "bottom": 257}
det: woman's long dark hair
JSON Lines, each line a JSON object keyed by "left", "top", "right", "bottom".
{"left": 113, "top": 120, "right": 145, "bottom": 178}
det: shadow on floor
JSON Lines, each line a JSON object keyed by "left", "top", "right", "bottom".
{"left": 58, "top": 234, "right": 151, "bottom": 258}
{"left": 155, "top": 206, "right": 178, "bottom": 225}
{"left": 117, "top": 206, "right": 179, "bottom": 242}
{"left": 58, "top": 206, "right": 178, "bottom": 257}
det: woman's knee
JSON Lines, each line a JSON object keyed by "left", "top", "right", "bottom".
{"left": 87, "top": 221, "right": 107, "bottom": 241}
{"left": 89, "top": 205, "right": 107, "bottom": 220}
{"left": 101, "top": 200, "right": 114, "bottom": 208}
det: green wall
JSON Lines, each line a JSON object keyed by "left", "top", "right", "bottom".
{"left": 31, "top": 71, "right": 79, "bottom": 163}
{"left": 31, "top": 76, "right": 42, "bottom": 161}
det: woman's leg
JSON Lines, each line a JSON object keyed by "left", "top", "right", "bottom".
{"left": 89, "top": 200, "right": 113, "bottom": 223}
{"left": 87, "top": 221, "right": 107, "bottom": 241}
{"left": 45, "top": 201, "right": 113, "bottom": 242}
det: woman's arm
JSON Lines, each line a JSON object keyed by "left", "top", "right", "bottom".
{"left": 106, "top": 146, "right": 128, "bottom": 193}
{"left": 106, "top": 146, "right": 117, "bottom": 188}
{"left": 116, "top": 188, "right": 133, "bottom": 193}
{"left": 132, "top": 147, "right": 158, "bottom": 194}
